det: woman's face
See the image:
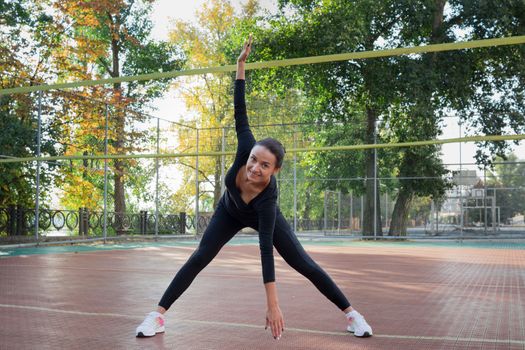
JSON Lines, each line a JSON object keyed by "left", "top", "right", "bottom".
{"left": 246, "top": 145, "right": 280, "bottom": 184}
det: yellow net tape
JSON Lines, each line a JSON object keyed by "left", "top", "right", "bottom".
{"left": 1, "top": 35, "right": 524, "bottom": 96}
{"left": 1, "top": 134, "right": 523, "bottom": 164}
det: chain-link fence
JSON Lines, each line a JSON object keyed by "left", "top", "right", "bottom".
{"left": 1, "top": 88, "right": 524, "bottom": 243}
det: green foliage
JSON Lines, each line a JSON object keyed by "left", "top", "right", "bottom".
{"left": 450, "top": 0, "right": 525, "bottom": 164}
{"left": 45, "top": 0, "right": 185, "bottom": 213}
{"left": 248, "top": 0, "right": 454, "bottom": 231}
{"left": 0, "top": 100, "right": 36, "bottom": 206}
{"left": 0, "top": 0, "right": 61, "bottom": 207}
{"left": 0, "top": 100, "right": 59, "bottom": 206}
{"left": 0, "top": 0, "right": 30, "bottom": 27}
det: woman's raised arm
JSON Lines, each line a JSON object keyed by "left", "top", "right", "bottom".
{"left": 236, "top": 34, "right": 252, "bottom": 80}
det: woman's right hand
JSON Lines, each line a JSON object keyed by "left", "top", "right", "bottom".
{"left": 265, "top": 305, "right": 284, "bottom": 340}
{"left": 237, "top": 34, "right": 253, "bottom": 63}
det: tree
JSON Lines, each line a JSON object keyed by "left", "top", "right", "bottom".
{"left": 46, "top": 0, "right": 183, "bottom": 221}
{"left": 246, "top": 0, "right": 525, "bottom": 236}
{"left": 161, "top": 0, "right": 238, "bottom": 213}
{"left": 166, "top": 0, "right": 304, "bottom": 214}
{"left": 452, "top": 0, "right": 525, "bottom": 165}
{"left": 168, "top": 0, "right": 237, "bottom": 211}
{"left": 0, "top": 0, "right": 60, "bottom": 208}
{"left": 252, "top": 0, "right": 456, "bottom": 236}
{"left": 383, "top": 0, "right": 525, "bottom": 234}
{"left": 385, "top": 0, "right": 453, "bottom": 235}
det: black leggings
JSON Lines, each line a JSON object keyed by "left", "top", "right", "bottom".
{"left": 158, "top": 203, "right": 351, "bottom": 311}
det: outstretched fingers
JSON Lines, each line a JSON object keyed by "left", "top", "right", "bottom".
{"left": 266, "top": 317, "right": 284, "bottom": 340}
{"left": 239, "top": 34, "right": 253, "bottom": 62}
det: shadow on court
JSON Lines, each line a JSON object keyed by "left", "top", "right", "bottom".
{"left": 1, "top": 240, "right": 524, "bottom": 349}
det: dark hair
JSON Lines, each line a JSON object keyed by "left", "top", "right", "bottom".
{"left": 254, "top": 137, "right": 286, "bottom": 168}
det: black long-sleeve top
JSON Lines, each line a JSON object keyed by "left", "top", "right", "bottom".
{"left": 223, "top": 79, "right": 277, "bottom": 283}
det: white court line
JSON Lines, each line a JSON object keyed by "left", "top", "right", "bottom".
{"left": 0, "top": 303, "right": 523, "bottom": 345}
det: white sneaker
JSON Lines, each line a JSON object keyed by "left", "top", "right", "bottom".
{"left": 136, "top": 311, "right": 165, "bottom": 337}
{"left": 346, "top": 310, "right": 372, "bottom": 337}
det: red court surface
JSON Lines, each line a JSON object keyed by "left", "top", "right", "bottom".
{"left": 1, "top": 241, "right": 524, "bottom": 349}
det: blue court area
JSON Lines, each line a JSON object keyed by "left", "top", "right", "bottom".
{"left": 1, "top": 237, "right": 524, "bottom": 257}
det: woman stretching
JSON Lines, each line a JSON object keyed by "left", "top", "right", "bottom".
{"left": 136, "top": 36, "right": 372, "bottom": 340}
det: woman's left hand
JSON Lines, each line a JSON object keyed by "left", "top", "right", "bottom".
{"left": 265, "top": 305, "right": 284, "bottom": 340}
{"left": 237, "top": 34, "right": 253, "bottom": 63}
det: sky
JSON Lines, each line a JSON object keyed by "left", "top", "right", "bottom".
{"left": 150, "top": 0, "right": 278, "bottom": 40}
{"left": 148, "top": 0, "right": 524, "bottom": 169}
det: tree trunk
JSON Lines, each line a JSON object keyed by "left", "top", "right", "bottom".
{"left": 431, "top": 0, "right": 446, "bottom": 44}
{"left": 113, "top": 108, "right": 126, "bottom": 233}
{"left": 388, "top": 0, "right": 446, "bottom": 236}
{"left": 303, "top": 185, "right": 311, "bottom": 224}
{"left": 362, "top": 106, "right": 382, "bottom": 236}
{"left": 110, "top": 14, "right": 126, "bottom": 234}
{"left": 82, "top": 151, "right": 88, "bottom": 179}
{"left": 388, "top": 188, "right": 414, "bottom": 236}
